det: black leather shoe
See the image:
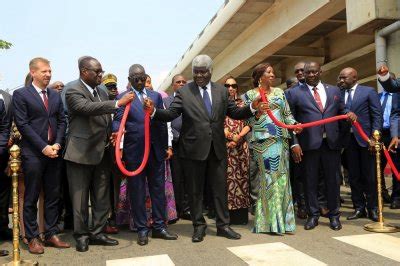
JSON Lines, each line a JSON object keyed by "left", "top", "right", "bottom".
{"left": 180, "top": 210, "right": 191, "bottom": 220}
{"left": 347, "top": 209, "right": 366, "bottom": 220}
{"left": 0, "top": 229, "right": 12, "bottom": 240}
{"left": 152, "top": 229, "right": 178, "bottom": 240}
{"left": 368, "top": 209, "right": 379, "bottom": 222}
{"left": 76, "top": 238, "right": 89, "bottom": 252}
{"left": 89, "top": 234, "right": 118, "bottom": 246}
{"left": 382, "top": 190, "right": 391, "bottom": 204}
{"left": 329, "top": 216, "right": 342, "bottom": 231}
{"left": 296, "top": 208, "right": 307, "bottom": 219}
{"left": 390, "top": 201, "right": 400, "bottom": 209}
{"left": 137, "top": 232, "right": 148, "bottom": 246}
{"left": 216, "top": 226, "right": 241, "bottom": 240}
{"left": 207, "top": 209, "right": 216, "bottom": 219}
{"left": 192, "top": 227, "right": 206, "bottom": 243}
{"left": 304, "top": 216, "right": 318, "bottom": 230}
{"left": 0, "top": 250, "right": 9, "bottom": 257}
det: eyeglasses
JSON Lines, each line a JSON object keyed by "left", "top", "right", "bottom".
{"left": 295, "top": 68, "right": 304, "bottom": 74}
{"left": 175, "top": 80, "right": 186, "bottom": 84}
{"left": 85, "top": 68, "right": 105, "bottom": 76}
{"left": 130, "top": 76, "right": 147, "bottom": 83}
{"left": 224, "top": 84, "right": 238, "bottom": 89}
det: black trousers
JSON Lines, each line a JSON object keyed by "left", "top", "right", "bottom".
{"left": 22, "top": 155, "right": 61, "bottom": 240}
{"left": 380, "top": 129, "right": 400, "bottom": 201}
{"left": 303, "top": 139, "right": 341, "bottom": 218}
{"left": 0, "top": 153, "right": 10, "bottom": 232}
{"left": 170, "top": 141, "right": 188, "bottom": 214}
{"left": 182, "top": 145, "right": 229, "bottom": 229}
{"left": 66, "top": 150, "right": 111, "bottom": 241}
{"left": 345, "top": 134, "right": 377, "bottom": 211}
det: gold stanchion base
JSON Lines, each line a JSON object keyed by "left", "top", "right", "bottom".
{"left": 2, "top": 260, "right": 38, "bottom": 266}
{"left": 364, "top": 222, "right": 400, "bottom": 233}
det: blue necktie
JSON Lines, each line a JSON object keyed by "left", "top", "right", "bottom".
{"left": 138, "top": 90, "right": 144, "bottom": 103}
{"left": 381, "top": 92, "right": 389, "bottom": 112}
{"left": 202, "top": 86, "right": 212, "bottom": 117}
{"left": 345, "top": 89, "right": 353, "bottom": 110}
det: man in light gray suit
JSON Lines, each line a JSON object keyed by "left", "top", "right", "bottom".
{"left": 64, "top": 56, "right": 134, "bottom": 252}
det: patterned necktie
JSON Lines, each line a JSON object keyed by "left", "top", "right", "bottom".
{"left": 41, "top": 90, "right": 53, "bottom": 142}
{"left": 312, "top": 87, "right": 323, "bottom": 112}
{"left": 202, "top": 86, "right": 212, "bottom": 117}
{"left": 346, "top": 88, "right": 353, "bottom": 110}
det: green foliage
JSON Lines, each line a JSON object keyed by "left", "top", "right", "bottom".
{"left": 0, "top": 40, "right": 12, "bottom": 49}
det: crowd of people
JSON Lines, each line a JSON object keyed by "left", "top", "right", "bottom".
{"left": 0, "top": 54, "right": 400, "bottom": 257}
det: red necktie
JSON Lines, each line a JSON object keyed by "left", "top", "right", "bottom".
{"left": 41, "top": 90, "right": 53, "bottom": 142}
{"left": 312, "top": 87, "right": 324, "bottom": 112}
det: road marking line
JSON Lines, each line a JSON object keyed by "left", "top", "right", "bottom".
{"left": 334, "top": 234, "right": 400, "bottom": 262}
{"left": 227, "top": 242, "right": 326, "bottom": 266}
{"left": 106, "top": 254, "right": 174, "bottom": 266}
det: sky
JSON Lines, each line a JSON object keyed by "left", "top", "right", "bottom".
{"left": 0, "top": 0, "right": 225, "bottom": 92}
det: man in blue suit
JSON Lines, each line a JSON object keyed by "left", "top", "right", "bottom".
{"left": 112, "top": 64, "right": 178, "bottom": 246}
{"left": 287, "top": 62, "right": 356, "bottom": 231}
{"left": 339, "top": 67, "right": 382, "bottom": 222}
{"left": 12, "top": 57, "right": 70, "bottom": 254}
{"left": 377, "top": 65, "right": 400, "bottom": 92}
{"left": 378, "top": 82, "right": 400, "bottom": 209}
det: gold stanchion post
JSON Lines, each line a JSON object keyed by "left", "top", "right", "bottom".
{"left": 364, "top": 130, "right": 399, "bottom": 233}
{"left": 3, "top": 145, "right": 38, "bottom": 266}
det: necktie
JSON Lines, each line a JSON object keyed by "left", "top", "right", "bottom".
{"left": 381, "top": 92, "right": 389, "bottom": 112}
{"left": 93, "top": 88, "right": 101, "bottom": 102}
{"left": 41, "top": 90, "right": 53, "bottom": 142}
{"left": 312, "top": 87, "right": 323, "bottom": 112}
{"left": 202, "top": 86, "right": 212, "bottom": 117}
{"left": 138, "top": 91, "right": 144, "bottom": 103}
{"left": 346, "top": 88, "right": 353, "bottom": 110}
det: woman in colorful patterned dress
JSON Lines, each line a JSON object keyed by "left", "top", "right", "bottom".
{"left": 244, "top": 63, "right": 301, "bottom": 234}
{"left": 224, "top": 77, "right": 251, "bottom": 224}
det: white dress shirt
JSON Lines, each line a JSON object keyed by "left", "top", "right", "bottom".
{"left": 198, "top": 82, "right": 213, "bottom": 104}
{"left": 306, "top": 81, "right": 327, "bottom": 108}
{"left": 344, "top": 83, "right": 358, "bottom": 104}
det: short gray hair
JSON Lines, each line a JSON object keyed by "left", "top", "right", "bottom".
{"left": 192, "top": 55, "right": 213, "bottom": 73}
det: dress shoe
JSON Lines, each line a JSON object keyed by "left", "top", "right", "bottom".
{"left": 329, "top": 216, "right": 342, "bottom": 231}
{"left": 0, "top": 228, "right": 12, "bottom": 240}
{"left": 390, "top": 201, "right": 400, "bottom": 209}
{"left": 304, "top": 216, "right": 318, "bottom": 230}
{"left": 76, "top": 238, "right": 89, "bottom": 252}
{"left": 368, "top": 209, "right": 379, "bottom": 222}
{"left": 320, "top": 207, "right": 329, "bottom": 218}
{"left": 382, "top": 189, "right": 391, "bottom": 204}
{"left": 192, "top": 227, "right": 206, "bottom": 243}
{"left": 296, "top": 208, "right": 307, "bottom": 219}
{"left": 179, "top": 210, "right": 191, "bottom": 220}
{"left": 28, "top": 238, "right": 44, "bottom": 254}
{"left": 137, "top": 232, "right": 148, "bottom": 246}
{"left": 207, "top": 209, "right": 216, "bottom": 219}
{"left": 347, "top": 209, "right": 366, "bottom": 220}
{"left": 0, "top": 250, "right": 9, "bottom": 257}
{"left": 216, "top": 226, "right": 241, "bottom": 240}
{"left": 340, "top": 197, "right": 345, "bottom": 205}
{"left": 103, "top": 225, "right": 119, "bottom": 234}
{"left": 152, "top": 229, "right": 178, "bottom": 240}
{"left": 44, "top": 235, "right": 70, "bottom": 248}
{"left": 89, "top": 234, "right": 119, "bottom": 246}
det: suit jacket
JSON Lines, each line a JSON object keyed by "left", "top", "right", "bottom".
{"left": 0, "top": 90, "right": 12, "bottom": 156}
{"left": 378, "top": 91, "right": 400, "bottom": 138}
{"left": 341, "top": 85, "right": 382, "bottom": 147}
{"left": 112, "top": 89, "right": 168, "bottom": 164}
{"left": 154, "top": 81, "right": 253, "bottom": 161}
{"left": 286, "top": 83, "right": 347, "bottom": 151}
{"left": 12, "top": 85, "right": 66, "bottom": 157}
{"left": 63, "top": 79, "right": 117, "bottom": 165}
{"left": 163, "top": 94, "right": 182, "bottom": 142}
{"left": 379, "top": 77, "right": 400, "bottom": 93}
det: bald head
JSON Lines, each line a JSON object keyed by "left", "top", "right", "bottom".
{"left": 338, "top": 67, "right": 358, "bottom": 89}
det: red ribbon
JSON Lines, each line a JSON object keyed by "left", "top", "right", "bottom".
{"left": 115, "top": 102, "right": 151, "bottom": 177}
{"left": 258, "top": 88, "right": 400, "bottom": 181}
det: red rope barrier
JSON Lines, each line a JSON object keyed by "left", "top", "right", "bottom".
{"left": 258, "top": 88, "right": 400, "bottom": 181}
{"left": 114, "top": 102, "right": 151, "bottom": 177}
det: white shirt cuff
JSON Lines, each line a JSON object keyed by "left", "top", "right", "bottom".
{"left": 150, "top": 108, "right": 156, "bottom": 118}
{"left": 249, "top": 103, "right": 256, "bottom": 114}
{"left": 290, "top": 144, "right": 299, "bottom": 149}
{"left": 378, "top": 72, "right": 390, "bottom": 82}
{"left": 115, "top": 100, "right": 119, "bottom": 108}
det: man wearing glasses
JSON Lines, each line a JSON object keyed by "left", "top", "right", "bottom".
{"left": 112, "top": 64, "right": 178, "bottom": 246}
{"left": 64, "top": 56, "right": 134, "bottom": 252}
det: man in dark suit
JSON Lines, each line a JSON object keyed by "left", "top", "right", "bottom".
{"left": 287, "top": 62, "right": 356, "bottom": 231}
{"left": 144, "top": 55, "right": 263, "bottom": 242}
{"left": 338, "top": 67, "right": 382, "bottom": 221}
{"left": 377, "top": 65, "right": 400, "bottom": 92}
{"left": 13, "top": 57, "right": 70, "bottom": 254}
{"left": 379, "top": 85, "right": 400, "bottom": 209}
{"left": 64, "top": 56, "right": 134, "bottom": 252}
{"left": 0, "top": 89, "right": 12, "bottom": 257}
{"left": 163, "top": 74, "right": 191, "bottom": 220}
{"left": 113, "top": 64, "right": 177, "bottom": 246}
